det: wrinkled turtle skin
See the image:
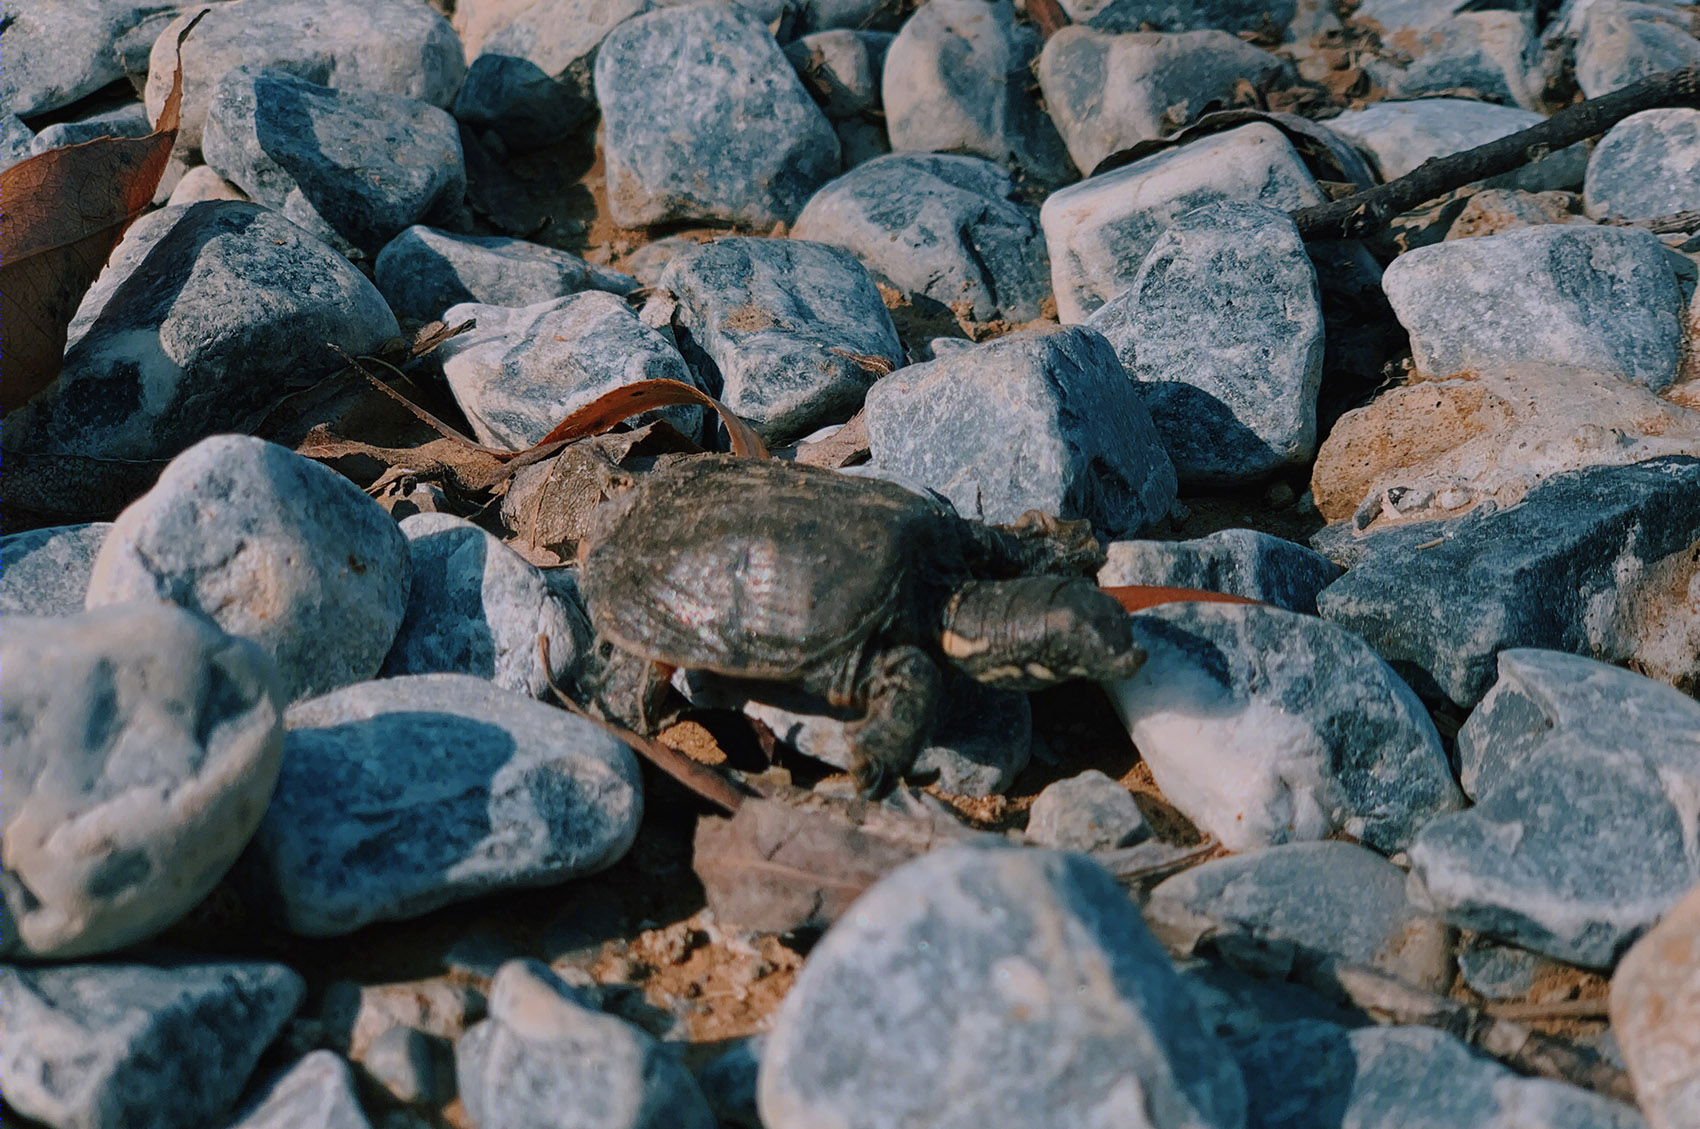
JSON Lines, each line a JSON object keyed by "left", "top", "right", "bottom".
{"left": 577, "top": 455, "right": 1144, "bottom": 794}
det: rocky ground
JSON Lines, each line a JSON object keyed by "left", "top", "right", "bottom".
{"left": 4, "top": 0, "right": 1700, "bottom": 1127}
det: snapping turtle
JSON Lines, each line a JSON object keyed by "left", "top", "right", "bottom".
{"left": 577, "top": 455, "right": 1144, "bottom": 794}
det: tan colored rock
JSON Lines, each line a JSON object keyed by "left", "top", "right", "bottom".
{"left": 1610, "top": 879, "right": 1700, "bottom": 1129}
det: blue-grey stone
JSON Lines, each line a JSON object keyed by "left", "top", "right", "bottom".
{"left": 203, "top": 67, "right": 465, "bottom": 256}
{"left": 1, "top": 0, "right": 164, "bottom": 118}
{"left": 1574, "top": 0, "right": 1700, "bottom": 99}
{"left": 759, "top": 845, "right": 1247, "bottom": 1129}
{"left": 455, "top": 0, "right": 654, "bottom": 122}
{"left": 1, "top": 602, "right": 285, "bottom": 959}
{"left": 1041, "top": 122, "right": 1326, "bottom": 323}
{"left": 784, "top": 30, "right": 886, "bottom": 118}
{"left": 1054, "top": 0, "right": 1299, "bottom": 34}
{"left": 31, "top": 101, "right": 153, "bottom": 154}
{"left": 1146, "top": 841, "right": 1453, "bottom": 993}
{"left": 453, "top": 53, "right": 595, "bottom": 151}
{"left": 438, "top": 292, "right": 705, "bottom": 449}
{"left": 882, "top": 0, "right": 1074, "bottom": 188}
{"left": 699, "top": 1036, "right": 763, "bottom": 1129}
{"left": 1026, "top": 769, "right": 1149, "bottom": 850}
{"left": 656, "top": 236, "right": 902, "bottom": 445}
{"left": 241, "top": 674, "right": 643, "bottom": 936}
{"left": 793, "top": 153, "right": 1050, "bottom": 322}
{"left": 1456, "top": 936, "right": 1556, "bottom": 1000}
{"left": 862, "top": 325, "right": 1178, "bottom": 537}
{"left": 2, "top": 201, "right": 399, "bottom": 462}
{"left": 1314, "top": 457, "right": 1700, "bottom": 707}
{"left": 595, "top": 1, "right": 840, "bottom": 227}
{"left": 143, "top": 0, "right": 466, "bottom": 156}
{"left": 0, "top": 522, "right": 111, "bottom": 616}
{"left": 1407, "top": 649, "right": 1700, "bottom": 967}
{"left": 0, "top": 958, "right": 305, "bottom": 1129}
{"left": 1038, "top": 27, "right": 1291, "bottom": 173}
{"left": 1086, "top": 201, "right": 1324, "bottom": 484}
{"left": 227, "top": 1051, "right": 372, "bottom": 1129}
{"left": 1381, "top": 224, "right": 1684, "bottom": 389}
{"left": 1106, "top": 602, "right": 1462, "bottom": 854}
{"left": 1362, "top": 12, "right": 1544, "bottom": 109}
{"left": 1325, "top": 99, "right": 1586, "bottom": 189}
{"left": 623, "top": 235, "right": 709, "bottom": 287}
{"left": 1177, "top": 960, "right": 1370, "bottom": 1045}
{"left": 85, "top": 436, "right": 412, "bottom": 703}
{"left": 1351, "top": 0, "right": 1473, "bottom": 33}
{"left": 381, "top": 514, "right": 596, "bottom": 701}
{"left": 0, "top": 112, "right": 34, "bottom": 168}
{"left": 359, "top": 1026, "right": 446, "bottom": 1107}
{"left": 376, "top": 226, "right": 639, "bottom": 324}
{"left": 1585, "top": 107, "right": 1700, "bottom": 222}
{"left": 1230, "top": 1021, "right": 1648, "bottom": 1129}
{"left": 1098, "top": 529, "right": 1342, "bottom": 615}
{"left": 456, "top": 959, "right": 716, "bottom": 1129}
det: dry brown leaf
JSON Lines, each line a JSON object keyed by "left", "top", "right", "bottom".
{"left": 0, "top": 11, "right": 205, "bottom": 411}
{"left": 1102, "top": 585, "right": 1266, "bottom": 613}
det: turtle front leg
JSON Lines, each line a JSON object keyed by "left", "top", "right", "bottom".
{"left": 941, "top": 577, "right": 1145, "bottom": 690}
{"left": 582, "top": 638, "right": 672, "bottom": 733}
{"left": 846, "top": 645, "right": 942, "bottom": 798}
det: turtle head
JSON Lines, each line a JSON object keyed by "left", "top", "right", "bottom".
{"left": 941, "top": 577, "right": 1145, "bottom": 691}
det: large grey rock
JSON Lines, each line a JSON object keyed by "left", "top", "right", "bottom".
{"left": 1381, "top": 224, "right": 1685, "bottom": 391}
{"left": 656, "top": 237, "right": 902, "bottom": 445}
{"left": 1, "top": 602, "right": 284, "bottom": 959}
{"left": 456, "top": 959, "right": 716, "bottom": 1129}
{"left": 1086, "top": 202, "right": 1323, "bottom": 484}
{"left": 0, "top": 523, "right": 111, "bottom": 616}
{"left": 1026, "top": 769, "right": 1149, "bottom": 851}
{"left": 143, "top": 0, "right": 466, "bottom": 156}
{"left": 1314, "top": 457, "right": 1700, "bottom": 707}
{"left": 759, "top": 845, "right": 1247, "bottom": 1129}
{"left": 1361, "top": 12, "right": 1544, "bottom": 109}
{"left": 30, "top": 102, "right": 153, "bottom": 155}
{"left": 1038, "top": 27, "right": 1290, "bottom": 174}
{"left": 1406, "top": 649, "right": 1700, "bottom": 967}
{"left": 595, "top": 1, "right": 840, "bottom": 227}
{"left": 241, "top": 674, "right": 642, "bottom": 936}
{"left": 381, "top": 513, "right": 595, "bottom": 700}
{"left": 1611, "top": 878, "right": 1700, "bottom": 1129}
{"left": 1574, "top": 0, "right": 1700, "bottom": 99}
{"left": 1585, "top": 107, "right": 1700, "bottom": 222}
{"left": 375, "top": 226, "right": 638, "bottom": 324}
{"left": 862, "top": 326, "right": 1178, "bottom": 537}
{"left": 85, "top": 435, "right": 412, "bottom": 703}
{"left": 1324, "top": 99, "right": 1585, "bottom": 189}
{"left": 227, "top": 1051, "right": 372, "bottom": 1129}
{"left": 1098, "top": 529, "right": 1342, "bottom": 615}
{"left": 793, "top": 153, "right": 1050, "bottom": 322}
{"left": 1106, "top": 602, "right": 1462, "bottom": 854}
{"left": 4, "top": 202, "right": 399, "bottom": 462}
{"left": 1041, "top": 123, "right": 1325, "bottom": 323}
{"left": 438, "top": 292, "right": 704, "bottom": 448}
{"left": 0, "top": 958, "right": 305, "bottom": 1129}
{"left": 453, "top": 52, "right": 597, "bottom": 151}
{"left": 1146, "top": 841, "right": 1452, "bottom": 993}
{"left": 882, "top": 0, "right": 1074, "bottom": 188}
{"left": 203, "top": 68, "right": 465, "bottom": 256}
{"left": 0, "top": 0, "right": 169, "bottom": 118}
{"left": 1230, "top": 1021, "right": 1648, "bottom": 1129}
{"left": 454, "top": 0, "right": 654, "bottom": 130}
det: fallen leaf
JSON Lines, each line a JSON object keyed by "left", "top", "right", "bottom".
{"left": 1102, "top": 585, "right": 1266, "bottom": 613}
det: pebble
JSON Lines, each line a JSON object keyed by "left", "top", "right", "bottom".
{"left": 203, "top": 67, "right": 465, "bottom": 256}
{"left": 1573, "top": 0, "right": 1700, "bottom": 99}
{"left": 321, "top": 977, "right": 488, "bottom": 1063}
{"left": 1144, "top": 840, "right": 1453, "bottom": 993}
{"left": 783, "top": 29, "right": 886, "bottom": 118}
{"left": 1363, "top": 11, "right": 1545, "bottom": 109}
{"left": 1105, "top": 601, "right": 1462, "bottom": 853}
{"left": 1406, "top": 649, "right": 1700, "bottom": 967}
{"left": 438, "top": 292, "right": 705, "bottom": 448}
{"left": 1, "top": 601, "right": 285, "bottom": 958}
{"left": 375, "top": 226, "right": 638, "bottom": 325}
{"left": 85, "top": 435, "right": 413, "bottom": 702}
{"left": 1314, "top": 457, "right": 1700, "bottom": 707}
{"left": 699, "top": 1036, "right": 764, "bottom": 1129}
{"left": 1086, "top": 201, "right": 1324, "bottom": 484}
{"left": 30, "top": 101, "right": 153, "bottom": 154}
{"left": 1026, "top": 769, "right": 1149, "bottom": 850}
{"left": 379, "top": 513, "right": 596, "bottom": 700}
{"left": 1324, "top": 98, "right": 1587, "bottom": 191}
{"left": 1380, "top": 223, "right": 1685, "bottom": 391}
{"left": 359, "top": 1026, "right": 448, "bottom": 1108}
{"left": 1611, "top": 878, "right": 1700, "bottom": 1129}
{"left": 456, "top": 959, "right": 716, "bottom": 1129}
{"left": 2, "top": 202, "right": 399, "bottom": 464}
{"left": 0, "top": 522, "right": 111, "bottom": 615}
{"left": 595, "top": 1, "right": 840, "bottom": 227}
{"left": 0, "top": 958, "right": 306, "bottom": 1129}
{"left": 1038, "top": 27, "right": 1290, "bottom": 174}
{"left": 0, "top": 112, "right": 34, "bottom": 167}
{"left": 793, "top": 153, "right": 1050, "bottom": 322}
{"left": 1585, "top": 107, "right": 1700, "bottom": 222}
{"left": 1041, "top": 122, "right": 1326, "bottom": 323}
{"left": 227, "top": 1051, "right": 373, "bottom": 1129}
{"left": 240, "top": 674, "right": 642, "bottom": 936}
{"left": 166, "top": 165, "right": 250, "bottom": 206}
{"left": 1098, "top": 529, "right": 1342, "bottom": 614}
{"left": 0, "top": 0, "right": 161, "bottom": 118}
{"left": 655, "top": 236, "right": 903, "bottom": 445}
{"left": 1455, "top": 935, "right": 1556, "bottom": 1000}
{"left": 758, "top": 845, "right": 1247, "bottom": 1129}
{"left": 862, "top": 325, "right": 1178, "bottom": 537}
{"left": 144, "top": 0, "right": 466, "bottom": 157}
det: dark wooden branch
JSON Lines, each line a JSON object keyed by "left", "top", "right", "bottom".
{"left": 1292, "top": 66, "right": 1700, "bottom": 241}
